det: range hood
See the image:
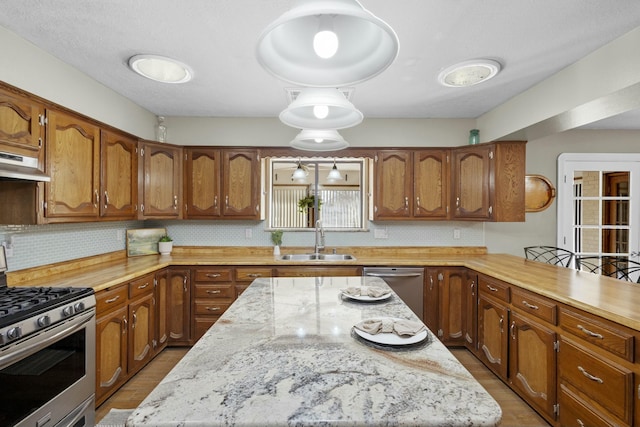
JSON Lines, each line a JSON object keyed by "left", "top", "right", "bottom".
{"left": 0, "top": 151, "right": 50, "bottom": 182}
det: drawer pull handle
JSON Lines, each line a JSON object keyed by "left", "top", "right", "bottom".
{"left": 578, "top": 366, "right": 603, "bottom": 384}
{"left": 206, "top": 306, "right": 221, "bottom": 311}
{"left": 510, "top": 321, "right": 516, "bottom": 339}
{"left": 487, "top": 285, "right": 498, "bottom": 292}
{"left": 105, "top": 295, "right": 120, "bottom": 303}
{"left": 138, "top": 283, "right": 149, "bottom": 289}
{"left": 577, "top": 420, "right": 585, "bottom": 427}
{"left": 577, "top": 325, "right": 603, "bottom": 339}
{"left": 522, "top": 300, "right": 539, "bottom": 310}
{"left": 206, "top": 273, "right": 222, "bottom": 278}
{"left": 206, "top": 290, "right": 222, "bottom": 294}
{"left": 247, "top": 273, "right": 262, "bottom": 278}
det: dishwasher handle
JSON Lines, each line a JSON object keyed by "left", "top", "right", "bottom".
{"left": 364, "top": 272, "right": 423, "bottom": 278}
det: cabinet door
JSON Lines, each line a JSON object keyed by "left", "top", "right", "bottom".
{"left": 184, "top": 148, "right": 220, "bottom": 218}
{"left": 222, "top": 149, "right": 260, "bottom": 218}
{"left": 96, "top": 305, "right": 128, "bottom": 405}
{"left": 424, "top": 269, "right": 440, "bottom": 334}
{"left": 414, "top": 149, "right": 449, "bottom": 218}
{"left": 463, "top": 272, "right": 478, "bottom": 353}
{"left": 140, "top": 141, "right": 182, "bottom": 218}
{"left": 451, "top": 145, "right": 491, "bottom": 220}
{"left": 45, "top": 109, "right": 100, "bottom": 219}
{"left": 100, "top": 129, "right": 138, "bottom": 219}
{"left": 509, "top": 311, "right": 557, "bottom": 422}
{"left": 155, "top": 269, "right": 169, "bottom": 352}
{"left": 128, "top": 292, "right": 155, "bottom": 374}
{"left": 374, "top": 150, "right": 412, "bottom": 219}
{"left": 0, "top": 86, "right": 45, "bottom": 158}
{"left": 477, "top": 293, "right": 509, "bottom": 379}
{"left": 438, "top": 268, "right": 466, "bottom": 345}
{"left": 167, "top": 268, "right": 191, "bottom": 345}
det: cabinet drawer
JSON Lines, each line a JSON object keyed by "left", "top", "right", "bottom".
{"left": 194, "top": 301, "right": 232, "bottom": 316}
{"left": 194, "top": 283, "right": 235, "bottom": 300}
{"left": 511, "top": 287, "right": 557, "bottom": 325}
{"left": 96, "top": 284, "right": 127, "bottom": 314}
{"left": 558, "top": 337, "right": 632, "bottom": 424}
{"left": 129, "top": 273, "right": 155, "bottom": 299}
{"left": 559, "top": 383, "right": 619, "bottom": 427}
{"left": 235, "top": 267, "right": 273, "bottom": 282}
{"left": 194, "top": 268, "right": 233, "bottom": 282}
{"left": 478, "top": 275, "right": 510, "bottom": 303}
{"left": 559, "top": 308, "right": 634, "bottom": 362}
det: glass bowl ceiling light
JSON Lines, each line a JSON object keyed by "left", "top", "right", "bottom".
{"left": 280, "top": 88, "right": 363, "bottom": 129}
{"left": 256, "top": 0, "right": 399, "bottom": 87}
{"left": 128, "top": 54, "right": 193, "bottom": 84}
{"left": 290, "top": 129, "right": 349, "bottom": 151}
{"left": 327, "top": 158, "right": 343, "bottom": 180}
{"left": 437, "top": 59, "right": 501, "bottom": 88}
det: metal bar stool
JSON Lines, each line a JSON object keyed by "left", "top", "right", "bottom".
{"left": 575, "top": 256, "right": 640, "bottom": 283}
{"left": 524, "top": 246, "right": 575, "bottom": 267}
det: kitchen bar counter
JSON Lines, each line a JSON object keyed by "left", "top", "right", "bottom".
{"left": 8, "top": 246, "right": 640, "bottom": 331}
{"left": 127, "top": 276, "right": 502, "bottom": 426}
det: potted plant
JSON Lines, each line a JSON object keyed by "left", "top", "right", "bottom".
{"left": 158, "top": 234, "right": 173, "bottom": 255}
{"left": 271, "top": 230, "right": 283, "bottom": 256}
{"left": 297, "top": 195, "right": 321, "bottom": 213}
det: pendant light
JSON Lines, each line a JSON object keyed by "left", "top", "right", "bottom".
{"left": 280, "top": 88, "right": 363, "bottom": 130}
{"left": 327, "top": 159, "right": 343, "bottom": 181}
{"left": 292, "top": 159, "right": 308, "bottom": 180}
{"left": 290, "top": 129, "right": 349, "bottom": 151}
{"left": 256, "top": 0, "right": 399, "bottom": 87}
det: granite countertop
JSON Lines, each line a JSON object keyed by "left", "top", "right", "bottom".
{"left": 128, "top": 276, "right": 502, "bottom": 427}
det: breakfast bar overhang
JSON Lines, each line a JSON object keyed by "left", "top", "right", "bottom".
{"left": 128, "top": 276, "right": 502, "bottom": 426}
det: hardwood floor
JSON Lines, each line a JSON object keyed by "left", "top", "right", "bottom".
{"left": 96, "top": 347, "right": 550, "bottom": 426}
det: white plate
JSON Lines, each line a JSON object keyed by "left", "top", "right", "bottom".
{"left": 341, "top": 291, "right": 392, "bottom": 302}
{"left": 353, "top": 318, "right": 428, "bottom": 346}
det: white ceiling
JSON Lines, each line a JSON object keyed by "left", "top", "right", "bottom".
{"left": 1, "top": 1, "right": 640, "bottom": 130}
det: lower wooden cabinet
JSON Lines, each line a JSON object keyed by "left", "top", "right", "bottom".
{"left": 274, "top": 266, "right": 362, "bottom": 277}
{"left": 96, "top": 300, "right": 128, "bottom": 405}
{"left": 463, "top": 271, "right": 478, "bottom": 353}
{"left": 477, "top": 292, "right": 509, "bottom": 380}
{"left": 192, "top": 267, "right": 235, "bottom": 341}
{"left": 155, "top": 268, "right": 169, "bottom": 352}
{"left": 127, "top": 289, "right": 154, "bottom": 374}
{"left": 167, "top": 268, "right": 191, "bottom": 345}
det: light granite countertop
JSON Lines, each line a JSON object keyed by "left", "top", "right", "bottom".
{"left": 127, "top": 276, "right": 502, "bottom": 427}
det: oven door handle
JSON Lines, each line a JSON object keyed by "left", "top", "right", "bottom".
{"left": 0, "top": 308, "right": 95, "bottom": 370}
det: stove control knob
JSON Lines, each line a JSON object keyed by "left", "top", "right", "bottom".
{"left": 7, "top": 326, "right": 21, "bottom": 341}
{"left": 37, "top": 315, "right": 51, "bottom": 328}
{"left": 74, "top": 302, "right": 85, "bottom": 312}
{"left": 62, "top": 306, "right": 74, "bottom": 317}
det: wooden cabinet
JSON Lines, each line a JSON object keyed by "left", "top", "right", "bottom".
{"left": 0, "top": 85, "right": 45, "bottom": 160}
{"left": 423, "top": 269, "right": 440, "bottom": 334}
{"left": 100, "top": 129, "right": 138, "bottom": 219}
{"left": 44, "top": 109, "right": 100, "bottom": 221}
{"left": 433, "top": 267, "right": 466, "bottom": 345}
{"left": 167, "top": 268, "right": 191, "bottom": 345}
{"left": 374, "top": 149, "right": 449, "bottom": 220}
{"left": 184, "top": 148, "right": 260, "bottom": 219}
{"left": 451, "top": 141, "right": 525, "bottom": 222}
{"left": 235, "top": 266, "right": 273, "bottom": 298}
{"left": 463, "top": 271, "right": 478, "bottom": 353}
{"left": 139, "top": 140, "right": 182, "bottom": 219}
{"left": 127, "top": 276, "right": 155, "bottom": 374}
{"left": 95, "top": 284, "right": 128, "bottom": 405}
{"left": 477, "top": 275, "right": 510, "bottom": 380}
{"left": 274, "top": 266, "right": 362, "bottom": 277}
{"left": 154, "top": 268, "right": 169, "bottom": 352}
{"left": 192, "top": 267, "right": 235, "bottom": 341}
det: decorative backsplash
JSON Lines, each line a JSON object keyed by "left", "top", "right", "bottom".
{"left": 0, "top": 220, "right": 483, "bottom": 272}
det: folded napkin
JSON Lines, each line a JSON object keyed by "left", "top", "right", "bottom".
{"left": 354, "top": 318, "right": 426, "bottom": 337}
{"left": 341, "top": 286, "right": 390, "bottom": 298}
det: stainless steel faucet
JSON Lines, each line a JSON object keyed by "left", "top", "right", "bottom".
{"left": 314, "top": 219, "right": 325, "bottom": 254}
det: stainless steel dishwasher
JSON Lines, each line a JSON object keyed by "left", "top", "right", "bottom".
{"left": 363, "top": 267, "right": 424, "bottom": 320}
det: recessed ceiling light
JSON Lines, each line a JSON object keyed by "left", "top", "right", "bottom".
{"left": 438, "top": 59, "right": 501, "bottom": 88}
{"left": 128, "top": 54, "right": 193, "bottom": 84}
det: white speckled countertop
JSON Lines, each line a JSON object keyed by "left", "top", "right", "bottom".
{"left": 128, "top": 276, "right": 501, "bottom": 427}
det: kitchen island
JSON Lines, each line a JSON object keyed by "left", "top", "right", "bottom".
{"left": 128, "top": 276, "right": 501, "bottom": 426}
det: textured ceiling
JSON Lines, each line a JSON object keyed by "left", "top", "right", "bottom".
{"left": 1, "top": 1, "right": 640, "bottom": 130}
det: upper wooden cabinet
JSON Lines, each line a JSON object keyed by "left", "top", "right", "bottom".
{"left": 139, "top": 140, "right": 182, "bottom": 219}
{"left": 100, "top": 129, "right": 138, "bottom": 219}
{"left": 44, "top": 109, "right": 100, "bottom": 221}
{"left": 451, "top": 141, "right": 526, "bottom": 222}
{"left": 0, "top": 85, "right": 45, "bottom": 161}
{"left": 184, "top": 147, "right": 260, "bottom": 219}
{"left": 374, "top": 149, "right": 449, "bottom": 220}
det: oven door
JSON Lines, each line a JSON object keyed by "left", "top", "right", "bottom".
{"left": 0, "top": 309, "right": 96, "bottom": 427}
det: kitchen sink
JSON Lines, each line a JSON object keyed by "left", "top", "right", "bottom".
{"left": 279, "top": 253, "right": 356, "bottom": 261}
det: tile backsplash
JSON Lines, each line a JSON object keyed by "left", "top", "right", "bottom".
{"left": 0, "top": 220, "right": 483, "bottom": 272}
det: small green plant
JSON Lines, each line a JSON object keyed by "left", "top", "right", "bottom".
{"left": 271, "top": 230, "right": 283, "bottom": 246}
{"left": 159, "top": 234, "right": 173, "bottom": 242}
{"left": 298, "top": 195, "right": 321, "bottom": 213}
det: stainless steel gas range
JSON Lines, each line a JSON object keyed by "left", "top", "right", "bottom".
{"left": 0, "top": 246, "right": 96, "bottom": 427}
